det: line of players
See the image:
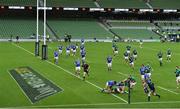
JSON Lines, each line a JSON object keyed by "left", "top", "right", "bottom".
{"left": 54, "top": 39, "right": 90, "bottom": 81}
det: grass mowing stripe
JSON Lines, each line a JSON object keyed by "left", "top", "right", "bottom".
{"left": 8, "top": 71, "right": 33, "bottom": 104}
{"left": 12, "top": 43, "right": 128, "bottom": 104}
{"left": 157, "top": 86, "right": 179, "bottom": 95}
{"left": 5, "top": 100, "right": 180, "bottom": 108}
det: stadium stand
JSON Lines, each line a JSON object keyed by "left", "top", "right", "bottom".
{"left": 0, "top": 0, "right": 36, "bottom": 6}
{"left": 106, "top": 20, "right": 154, "bottom": 27}
{"left": 47, "top": 19, "right": 113, "bottom": 39}
{"left": 111, "top": 29, "right": 160, "bottom": 39}
{"left": 150, "top": 0, "right": 180, "bottom": 9}
{"left": 47, "top": 0, "right": 96, "bottom": 7}
{"left": 0, "top": 18, "right": 44, "bottom": 39}
{"left": 96, "top": 0, "right": 148, "bottom": 8}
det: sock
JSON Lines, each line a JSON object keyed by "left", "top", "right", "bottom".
{"left": 148, "top": 96, "right": 150, "bottom": 101}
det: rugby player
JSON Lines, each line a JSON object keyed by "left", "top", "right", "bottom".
{"left": 139, "top": 40, "right": 143, "bottom": 48}
{"left": 146, "top": 80, "right": 160, "bottom": 102}
{"left": 132, "top": 49, "right": 138, "bottom": 60}
{"left": 107, "top": 56, "right": 113, "bottom": 71}
{"left": 102, "top": 80, "right": 117, "bottom": 93}
{"left": 157, "top": 51, "right": 163, "bottom": 66}
{"left": 126, "top": 45, "right": 131, "bottom": 56}
{"left": 129, "top": 56, "right": 134, "bottom": 69}
{"left": 66, "top": 46, "right": 71, "bottom": 56}
{"left": 58, "top": 45, "right": 63, "bottom": 55}
{"left": 175, "top": 66, "right": 180, "bottom": 88}
{"left": 81, "top": 49, "right": 86, "bottom": 61}
{"left": 54, "top": 50, "right": 59, "bottom": 64}
{"left": 82, "top": 62, "right": 90, "bottom": 81}
{"left": 167, "top": 48, "right": 172, "bottom": 62}
{"left": 75, "top": 59, "right": 81, "bottom": 77}
{"left": 124, "top": 51, "right": 129, "bottom": 63}
{"left": 140, "top": 64, "right": 146, "bottom": 81}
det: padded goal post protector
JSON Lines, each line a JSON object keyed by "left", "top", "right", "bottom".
{"left": 9, "top": 66, "right": 63, "bottom": 103}
{"left": 35, "top": 41, "right": 40, "bottom": 56}
{"left": 42, "top": 44, "right": 48, "bottom": 60}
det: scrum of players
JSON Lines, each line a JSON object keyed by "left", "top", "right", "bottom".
{"left": 53, "top": 39, "right": 179, "bottom": 101}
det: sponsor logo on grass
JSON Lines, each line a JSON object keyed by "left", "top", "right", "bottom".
{"left": 9, "top": 66, "right": 62, "bottom": 103}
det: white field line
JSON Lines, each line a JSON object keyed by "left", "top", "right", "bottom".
{"left": 157, "top": 86, "right": 179, "bottom": 95}
{"left": 8, "top": 71, "right": 34, "bottom": 104}
{"left": 117, "top": 72, "right": 128, "bottom": 77}
{"left": 146, "top": 3, "right": 153, "bottom": 9}
{"left": 12, "top": 43, "right": 128, "bottom": 103}
{"left": 4, "top": 100, "right": 180, "bottom": 108}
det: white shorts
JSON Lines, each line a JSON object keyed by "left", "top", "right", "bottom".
{"left": 131, "top": 82, "right": 136, "bottom": 86}
{"left": 82, "top": 57, "right": 85, "bottom": 60}
{"left": 133, "top": 55, "right": 137, "bottom": 58}
{"left": 66, "top": 50, "right": 70, "bottom": 55}
{"left": 107, "top": 63, "right": 112, "bottom": 67}
{"left": 176, "top": 76, "right": 180, "bottom": 82}
{"left": 167, "top": 55, "right": 171, "bottom": 58}
{"left": 140, "top": 42, "right": 143, "bottom": 45}
{"left": 130, "top": 62, "right": 134, "bottom": 66}
{"left": 76, "top": 46, "right": 78, "bottom": 49}
{"left": 127, "top": 50, "right": 130, "bottom": 54}
{"left": 125, "top": 57, "right": 128, "bottom": 60}
{"left": 147, "top": 73, "right": 151, "bottom": 77}
{"left": 54, "top": 57, "right": 58, "bottom": 60}
{"left": 76, "top": 66, "right": 81, "bottom": 71}
{"left": 141, "top": 75, "right": 145, "bottom": 80}
{"left": 59, "top": 50, "right": 62, "bottom": 54}
{"left": 114, "top": 51, "right": 118, "bottom": 54}
{"left": 159, "top": 58, "right": 162, "bottom": 61}
{"left": 73, "top": 50, "right": 76, "bottom": 53}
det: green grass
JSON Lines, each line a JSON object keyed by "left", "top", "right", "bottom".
{"left": 0, "top": 41, "right": 180, "bottom": 108}
{"left": 150, "top": 0, "right": 180, "bottom": 9}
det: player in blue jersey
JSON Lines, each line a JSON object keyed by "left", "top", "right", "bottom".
{"left": 81, "top": 50, "right": 86, "bottom": 61}
{"left": 102, "top": 80, "right": 117, "bottom": 93}
{"left": 124, "top": 51, "right": 129, "bottom": 63}
{"left": 140, "top": 64, "right": 146, "bottom": 80}
{"left": 54, "top": 50, "right": 59, "bottom": 64}
{"left": 75, "top": 59, "right": 81, "bottom": 77}
{"left": 107, "top": 56, "right": 113, "bottom": 71}
{"left": 146, "top": 80, "right": 160, "bottom": 102}
{"left": 58, "top": 45, "right": 63, "bottom": 55}
{"left": 81, "top": 38, "right": 85, "bottom": 45}
{"left": 80, "top": 44, "right": 85, "bottom": 53}
{"left": 145, "top": 64, "right": 152, "bottom": 78}
{"left": 66, "top": 46, "right": 70, "bottom": 56}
